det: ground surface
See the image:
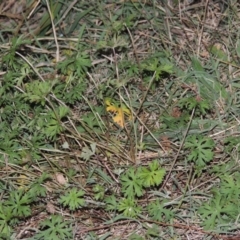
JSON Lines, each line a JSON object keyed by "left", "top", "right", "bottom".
{"left": 1, "top": 0, "right": 240, "bottom": 239}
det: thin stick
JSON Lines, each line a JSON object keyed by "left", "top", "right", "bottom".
{"left": 16, "top": 51, "right": 45, "bottom": 82}
{"left": 197, "top": 0, "right": 209, "bottom": 56}
{"left": 45, "top": 0, "right": 60, "bottom": 63}
{"left": 27, "top": 0, "right": 41, "bottom": 19}
{"left": 56, "top": 0, "right": 78, "bottom": 25}
{"left": 160, "top": 107, "right": 195, "bottom": 190}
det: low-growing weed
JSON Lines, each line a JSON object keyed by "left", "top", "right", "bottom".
{"left": 198, "top": 173, "right": 240, "bottom": 230}
{"left": 34, "top": 215, "right": 73, "bottom": 240}
{"left": 184, "top": 134, "right": 215, "bottom": 169}
{"left": 0, "top": 173, "right": 49, "bottom": 239}
{"left": 59, "top": 188, "right": 85, "bottom": 211}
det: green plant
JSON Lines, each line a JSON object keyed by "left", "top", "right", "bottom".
{"left": 147, "top": 199, "right": 174, "bottom": 222}
{"left": 219, "top": 174, "right": 240, "bottom": 200}
{"left": 118, "top": 198, "right": 141, "bottom": 217}
{"left": 80, "top": 143, "right": 97, "bottom": 161}
{"left": 105, "top": 195, "right": 118, "bottom": 212}
{"left": 120, "top": 167, "right": 144, "bottom": 199}
{"left": 4, "top": 190, "right": 32, "bottom": 223}
{"left": 140, "top": 52, "right": 174, "bottom": 81}
{"left": 24, "top": 80, "right": 56, "bottom": 106}
{"left": 0, "top": 203, "right": 14, "bottom": 239}
{"left": 120, "top": 160, "right": 165, "bottom": 199}
{"left": 184, "top": 134, "right": 215, "bottom": 169}
{"left": 57, "top": 51, "right": 91, "bottom": 77}
{"left": 224, "top": 136, "right": 240, "bottom": 154}
{"left": 198, "top": 172, "right": 240, "bottom": 230}
{"left": 178, "top": 96, "right": 211, "bottom": 116}
{"left": 93, "top": 184, "right": 105, "bottom": 200}
{"left": 129, "top": 233, "right": 145, "bottom": 240}
{"left": 34, "top": 215, "right": 72, "bottom": 240}
{"left": 104, "top": 161, "right": 166, "bottom": 218}
{"left": 59, "top": 187, "right": 85, "bottom": 211}
{"left": 2, "top": 36, "right": 30, "bottom": 71}
{"left": 0, "top": 174, "right": 48, "bottom": 239}
{"left": 198, "top": 191, "right": 237, "bottom": 230}
{"left": 41, "top": 106, "right": 70, "bottom": 140}
{"left": 139, "top": 160, "right": 166, "bottom": 188}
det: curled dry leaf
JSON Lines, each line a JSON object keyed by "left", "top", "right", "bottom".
{"left": 46, "top": 201, "right": 55, "bottom": 214}
{"left": 54, "top": 173, "right": 68, "bottom": 185}
{"left": 160, "top": 135, "right": 172, "bottom": 152}
{"left": 171, "top": 107, "right": 182, "bottom": 118}
{"left": 105, "top": 97, "right": 132, "bottom": 128}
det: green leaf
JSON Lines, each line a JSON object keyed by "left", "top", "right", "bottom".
{"left": 129, "top": 233, "right": 145, "bottom": 240}
{"left": 148, "top": 199, "right": 174, "bottom": 221}
{"left": 219, "top": 173, "right": 240, "bottom": 200}
{"left": 121, "top": 168, "right": 143, "bottom": 198}
{"left": 93, "top": 184, "right": 105, "bottom": 200}
{"left": 140, "top": 54, "right": 173, "bottom": 80}
{"left": 58, "top": 106, "right": 69, "bottom": 119}
{"left": 75, "top": 52, "right": 92, "bottom": 76}
{"left": 59, "top": 188, "right": 85, "bottom": 211}
{"left": 210, "top": 45, "right": 228, "bottom": 61}
{"left": 35, "top": 215, "right": 72, "bottom": 240}
{"left": 4, "top": 190, "right": 33, "bottom": 218}
{"left": 28, "top": 182, "right": 47, "bottom": 198}
{"left": 0, "top": 214, "right": 11, "bottom": 239}
{"left": 0, "top": 203, "right": 12, "bottom": 222}
{"left": 178, "top": 97, "right": 211, "bottom": 115}
{"left": 139, "top": 160, "right": 165, "bottom": 187}
{"left": 44, "top": 118, "right": 63, "bottom": 139}
{"left": 105, "top": 195, "right": 118, "bottom": 211}
{"left": 191, "top": 57, "right": 204, "bottom": 72}
{"left": 80, "top": 143, "right": 96, "bottom": 161}
{"left": 198, "top": 191, "right": 237, "bottom": 230}
{"left": 57, "top": 51, "right": 91, "bottom": 77}
{"left": 2, "top": 36, "right": 30, "bottom": 71}
{"left": 118, "top": 198, "right": 141, "bottom": 217}
{"left": 24, "top": 80, "right": 55, "bottom": 105}
{"left": 184, "top": 135, "right": 215, "bottom": 168}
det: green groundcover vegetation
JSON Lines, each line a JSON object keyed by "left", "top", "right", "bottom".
{"left": 0, "top": 0, "right": 240, "bottom": 239}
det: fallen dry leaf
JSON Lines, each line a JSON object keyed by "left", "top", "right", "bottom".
{"left": 54, "top": 173, "right": 68, "bottom": 185}
{"left": 46, "top": 201, "right": 55, "bottom": 214}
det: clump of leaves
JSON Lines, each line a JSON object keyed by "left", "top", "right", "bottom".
{"left": 224, "top": 136, "right": 240, "bottom": 154}
{"left": 0, "top": 174, "right": 49, "bottom": 238}
{"left": 57, "top": 51, "right": 91, "bottom": 77}
{"left": 24, "top": 80, "right": 56, "bottom": 106}
{"left": 2, "top": 36, "right": 30, "bottom": 71}
{"left": 118, "top": 198, "right": 142, "bottom": 217}
{"left": 139, "top": 160, "right": 166, "bottom": 188}
{"left": 34, "top": 215, "right": 72, "bottom": 240}
{"left": 120, "top": 167, "right": 144, "bottom": 199}
{"left": 120, "top": 160, "right": 165, "bottom": 199}
{"left": 93, "top": 184, "right": 105, "bottom": 201}
{"left": 198, "top": 172, "right": 240, "bottom": 230}
{"left": 41, "top": 106, "right": 70, "bottom": 140}
{"left": 147, "top": 199, "right": 174, "bottom": 222}
{"left": 178, "top": 96, "right": 211, "bottom": 116}
{"left": 105, "top": 161, "right": 166, "bottom": 218}
{"left": 140, "top": 52, "right": 174, "bottom": 82}
{"left": 198, "top": 192, "right": 236, "bottom": 230}
{"left": 59, "top": 187, "right": 85, "bottom": 211}
{"left": 184, "top": 134, "right": 215, "bottom": 169}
